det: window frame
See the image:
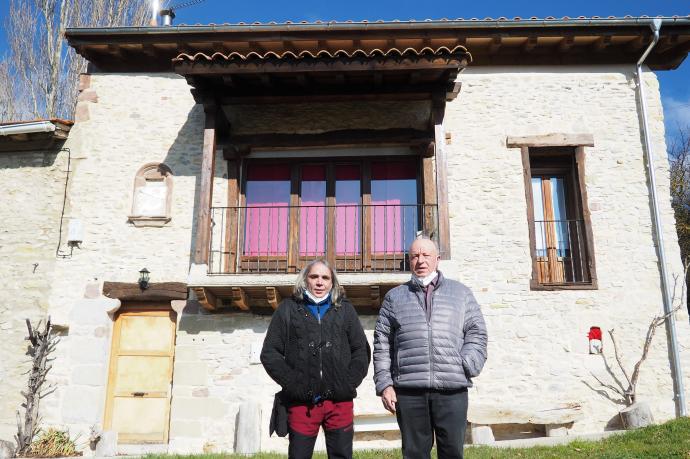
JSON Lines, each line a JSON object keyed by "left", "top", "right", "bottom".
{"left": 234, "top": 155, "right": 433, "bottom": 273}
{"left": 128, "top": 162, "right": 173, "bottom": 228}
{"left": 518, "top": 143, "right": 598, "bottom": 291}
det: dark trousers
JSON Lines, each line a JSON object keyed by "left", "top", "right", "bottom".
{"left": 395, "top": 388, "right": 469, "bottom": 459}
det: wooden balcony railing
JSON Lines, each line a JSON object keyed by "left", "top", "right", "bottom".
{"left": 208, "top": 204, "right": 438, "bottom": 274}
{"left": 533, "top": 219, "right": 592, "bottom": 285}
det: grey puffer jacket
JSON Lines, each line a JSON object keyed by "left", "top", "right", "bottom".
{"left": 373, "top": 273, "right": 488, "bottom": 395}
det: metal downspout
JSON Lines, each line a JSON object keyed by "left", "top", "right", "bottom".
{"left": 636, "top": 17, "right": 687, "bottom": 417}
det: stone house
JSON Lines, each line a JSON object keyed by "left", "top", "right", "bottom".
{"left": 2, "top": 15, "right": 690, "bottom": 455}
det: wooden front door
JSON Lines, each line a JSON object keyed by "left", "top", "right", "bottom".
{"left": 104, "top": 306, "right": 177, "bottom": 444}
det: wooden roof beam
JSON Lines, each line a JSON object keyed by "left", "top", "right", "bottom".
{"left": 488, "top": 36, "right": 502, "bottom": 54}
{"left": 258, "top": 74, "right": 272, "bottom": 87}
{"left": 655, "top": 34, "right": 680, "bottom": 53}
{"left": 224, "top": 128, "right": 433, "bottom": 158}
{"left": 174, "top": 56, "right": 468, "bottom": 75}
{"left": 373, "top": 73, "right": 383, "bottom": 87}
{"left": 558, "top": 36, "right": 575, "bottom": 52}
{"left": 107, "top": 44, "right": 124, "bottom": 59}
{"left": 625, "top": 34, "right": 651, "bottom": 52}
{"left": 409, "top": 71, "right": 421, "bottom": 85}
{"left": 295, "top": 74, "right": 308, "bottom": 87}
{"left": 591, "top": 35, "right": 612, "bottom": 52}
{"left": 141, "top": 44, "right": 158, "bottom": 57}
{"left": 523, "top": 36, "right": 539, "bottom": 53}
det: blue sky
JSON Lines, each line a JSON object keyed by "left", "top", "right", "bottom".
{"left": 0, "top": 0, "right": 689, "bottom": 142}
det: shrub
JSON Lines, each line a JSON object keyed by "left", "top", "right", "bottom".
{"left": 24, "top": 428, "right": 80, "bottom": 458}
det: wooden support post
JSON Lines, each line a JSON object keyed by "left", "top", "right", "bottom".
{"left": 232, "top": 287, "right": 250, "bottom": 311}
{"left": 224, "top": 158, "right": 240, "bottom": 273}
{"left": 266, "top": 287, "right": 282, "bottom": 310}
{"left": 192, "top": 287, "right": 217, "bottom": 311}
{"left": 194, "top": 105, "right": 217, "bottom": 265}
{"left": 287, "top": 166, "right": 300, "bottom": 272}
{"left": 326, "top": 163, "right": 336, "bottom": 268}
{"left": 362, "top": 161, "right": 372, "bottom": 270}
{"left": 422, "top": 156, "right": 437, "bottom": 239}
{"left": 432, "top": 95, "right": 451, "bottom": 259}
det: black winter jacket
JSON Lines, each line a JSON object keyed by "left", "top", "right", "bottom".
{"left": 261, "top": 297, "right": 370, "bottom": 404}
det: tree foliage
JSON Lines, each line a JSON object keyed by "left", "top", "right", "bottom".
{"left": 1, "top": 0, "right": 152, "bottom": 122}
{"left": 669, "top": 127, "right": 690, "bottom": 267}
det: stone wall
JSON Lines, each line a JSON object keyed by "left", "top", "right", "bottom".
{"left": 445, "top": 65, "right": 690, "bottom": 431}
{"left": 5, "top": 65, "right": 687, "bottom": 453}
{"left": 0, "top": 148, "right": 69, "bottom": 440}
{"left": 38, "top": 73, "right": 209, "bottom": 444}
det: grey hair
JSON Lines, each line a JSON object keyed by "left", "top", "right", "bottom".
{"left": 293, "top": 259, "right": 342, "bottom": 306}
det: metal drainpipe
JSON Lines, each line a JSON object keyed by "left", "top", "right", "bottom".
{"left": 636, "top": 17, "right": 687, "bottom": 417}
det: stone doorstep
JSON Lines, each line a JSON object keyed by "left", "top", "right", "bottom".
{"left": 470, "top": 421, "right": 576, "bottom": 445}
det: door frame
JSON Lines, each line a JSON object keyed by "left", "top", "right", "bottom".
{"left": 103, "top": 302, "right": 177, "bottom": 444}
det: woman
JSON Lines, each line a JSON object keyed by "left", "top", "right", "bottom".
{"left": 261, "top": 259, "right": 370, "bottom": 459}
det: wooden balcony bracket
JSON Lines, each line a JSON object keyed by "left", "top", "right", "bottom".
{"left": 266, "top": 287, "right": 282, "bottom": 310}
{"left": 231, "top": 287, "right": 250, "bottom": 310}
{"left": 192, "top": 287, "right": 218, "bottom": 311}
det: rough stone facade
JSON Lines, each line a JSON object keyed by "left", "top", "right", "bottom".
{"left": 2, "top": 65, "right": 689, "bottom": 454}
{"left": 0, "top": 149, "right": 69, "bottom": 440}
{"left": 446, "top": 65, "right": 690, "bottom": 433}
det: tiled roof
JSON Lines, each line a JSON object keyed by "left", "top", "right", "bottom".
{"left": 173, "top": 45, "right": 470, "bottom": 63}
{"left": 171, "top": 15, "right": 690, "bottom": 27}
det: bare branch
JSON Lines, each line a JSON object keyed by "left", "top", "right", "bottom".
{"left": 2, "top": 0, "right": 150, "bottom": 121}
{"left": 608, "top": 328, "right": 632, "bottom": 389}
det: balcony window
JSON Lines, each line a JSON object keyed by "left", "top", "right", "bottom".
{"left": 211, "top": 156, "right": 437, "bottom": 273}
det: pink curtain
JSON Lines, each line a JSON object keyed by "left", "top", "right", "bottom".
{"left": 244, "top": 164, "right": 290, "bottom": 256}
{"left": 335, "top": 165, "right": 361, "bottom": 255}
{"left": 299, "top": 165, "right": 326, "bottom": 256}
{"left": 371, "top": 161, "right": 418, "bottom": 253}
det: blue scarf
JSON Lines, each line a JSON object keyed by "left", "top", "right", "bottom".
{"left": 303, "top": 292, "right": 331, "bottom": 321}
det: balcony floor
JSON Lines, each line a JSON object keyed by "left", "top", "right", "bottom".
{"left": 188, "top": 263, "right": 411, "bottom": 313}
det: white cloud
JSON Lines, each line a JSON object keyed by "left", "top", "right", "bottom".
{"left": 664, "top": 95, "right": 690, "bottom": 139}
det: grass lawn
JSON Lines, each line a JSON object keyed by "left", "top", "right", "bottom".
{"left": 143, "top": 417, "right": 690, "bottom": 459}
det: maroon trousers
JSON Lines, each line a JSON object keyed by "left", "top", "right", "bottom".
{"left": 287, "top": 400, "right": 354, "bottom": 459}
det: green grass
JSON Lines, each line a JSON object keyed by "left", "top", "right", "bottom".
{"left": 143, "top": 417, "right": 690, "bottom": 459}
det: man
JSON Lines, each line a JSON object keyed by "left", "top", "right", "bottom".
{"left": 373, "top": 237, "right": 488, "bottom": 459}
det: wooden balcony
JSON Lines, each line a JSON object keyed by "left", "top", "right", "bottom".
{"left": 207, "top": 203, "right": 438, "bottom": 275}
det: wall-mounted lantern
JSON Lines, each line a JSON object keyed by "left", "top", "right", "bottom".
{"left": 138, "top": 268, "right": 150, "bottom": 290}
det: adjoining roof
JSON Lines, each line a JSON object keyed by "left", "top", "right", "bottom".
{"left": 66, "top": 16, "right": 690, "bottom": 71}
{"left": 176, "top": 43, "right": 470, "bottom": 105}
{"left": 172, "top": 44, "right": 471, "bottom": 63}
{"left": 0, "top": 119, "right": 72, "bottom": 153}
